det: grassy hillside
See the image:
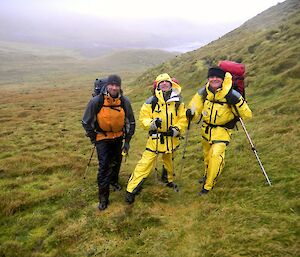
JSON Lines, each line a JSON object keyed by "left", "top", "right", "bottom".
{"left": 0, "top": 42, "right": 176, "bottom": 85}
{"left": 0, "top": 0, "right": 299, "bottom": 256}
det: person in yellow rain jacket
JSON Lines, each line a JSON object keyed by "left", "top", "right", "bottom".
{"left": 186, "top": 67, "right": 252, "bottom": 195}
{"left": 125, "top": 73, "right": 187, "bottom": 204}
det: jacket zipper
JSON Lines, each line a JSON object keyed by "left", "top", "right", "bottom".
{"left": 214, "top": 110, "right": 218, "bottom": 123}
{"left": 165, "top": 102, "right": 169, "bottom": 151}
{"left": 208, "top": 94, "right": 216, "bottom": 141}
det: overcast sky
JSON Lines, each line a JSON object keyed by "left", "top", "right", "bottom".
{"left": 0, "top": 0, "right": 285, "bottom": 53}
{"left": 1, "top": 0, "right": 284, "bottom": 23}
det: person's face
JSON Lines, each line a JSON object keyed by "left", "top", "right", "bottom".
{"left": 158, "top": 80, "right": 172, "bottom": 92}
{"left": 107, "top": 84, "right": 121, "bottom": 97}
{"left": 208, "top": 76, "right": 223, "bottom": 91}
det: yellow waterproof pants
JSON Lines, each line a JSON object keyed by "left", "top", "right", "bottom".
{"left": 126, "top": 150, "right": 174, "bottom": 193}
{"left": 202, "top": 139, "right": 226, "bottom": 191}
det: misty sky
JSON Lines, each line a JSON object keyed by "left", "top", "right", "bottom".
{"left": 0, "top": 0, "right": 285, "bottom": 54}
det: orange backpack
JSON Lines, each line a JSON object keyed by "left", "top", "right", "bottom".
{"left": 96, "top": 94, "right": 126, "bottom": 141}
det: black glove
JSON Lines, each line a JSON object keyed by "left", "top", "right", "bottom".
{"left": 150, "top": 118, "right": 162, "bottom": 130}
{"left": 122, "top": 141, "right": 130, "bottom": 154}
{"left": 168, "top": 126, "right": 180, "bottom": 137}
{"left": 186, "top": 109, "right": 194, "bottom": 120}
{"left": 86, "top": 132, "right": 96, "bottom": 145}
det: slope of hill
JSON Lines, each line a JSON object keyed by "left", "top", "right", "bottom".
{"left": 0, "top": 0, "right": 299, "bottom": 256}
{"left": 0, "top": 42, "right": 176, "bottom": 84}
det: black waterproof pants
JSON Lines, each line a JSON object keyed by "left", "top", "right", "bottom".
{"left": 96, "top": 137, "right": 123, "bottom": 202}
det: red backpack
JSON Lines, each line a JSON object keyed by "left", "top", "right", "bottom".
{"left": 219, "top": 60, "right": 246, "bottom": 98}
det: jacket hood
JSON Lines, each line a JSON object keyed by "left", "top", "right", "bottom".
{"left": 154, "top": 73, "right": 182, "bottom": 103}
{"left": 155, "top": 73, "right": 181, "bottom": 94}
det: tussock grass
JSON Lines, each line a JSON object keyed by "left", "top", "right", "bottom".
{"left": 1, "top": 1, "right": 300, "bottom": 256}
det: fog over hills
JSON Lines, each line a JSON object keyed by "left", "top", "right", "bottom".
{"left": 0, "top": 5, "right": 240, "bottom": 56}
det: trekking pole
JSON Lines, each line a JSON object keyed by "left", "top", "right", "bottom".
{"left": 238, "top": 117, "right": 272, "bottom": 186}
{"left": 179, "top": 118, "right": 191, "bottom": 178}
{"left": 154, "top": 130, "right": 159, "bottom": 181}
{"left": 167, "top": 113, "right": 179, "bottom": 193}
{"left": 83, "top": 144, "right": 96, "bottom": 179}
{"left": 170, "top": 128, "right": 179, "bottom": 192}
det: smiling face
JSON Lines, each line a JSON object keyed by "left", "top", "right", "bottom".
{"left": 158, "top": 80, "right": 172, "bottom": 92}
{"left": 208, "top": 76, "right": 223, "bottom": 91}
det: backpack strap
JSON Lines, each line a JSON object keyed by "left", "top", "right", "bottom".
{"left": 196, "top": 86, "right": 207, "bottom": 124}
{"left": 151, "top": 95, "right": 159, "bottom": 113}
{"left": 175, "top": 101, "right": 180, "bottom": 116}
{"left": 152, "top": 95, "right": 181, "bottom": 115}
{"left": 96, "top": 94, "right": 105, "bottom": 113}
{"left": 198, "top": 86, "right": 208, "bottom": 101}
{"left": 225, "top": 88, "right": 241, "bottom": 105}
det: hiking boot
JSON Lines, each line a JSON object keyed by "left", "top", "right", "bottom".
{"left": 166, "top": 182, "right": 179, "bottom": 192}
{"left": 125, "top": 191, "right": 135, "bottom": 204}
{"left": 198, "top": 176, "right": 207, "bottom": 184}
{"left": 199, "top": 188, "right": 209, "bottom": 196}
{"left": 111, "top": 182, "right": 122, "bottom": 191}
{"left": 98, "top": 197, "right": 109, "bottom": 211}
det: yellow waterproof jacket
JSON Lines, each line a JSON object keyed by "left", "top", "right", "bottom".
{"left": 189, "top": 72, "right": 252, "bottom": 144}
{"left": 139, "top": 81, "right": 187, "bottom": 153}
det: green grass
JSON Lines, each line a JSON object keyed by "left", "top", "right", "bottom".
{"left": 0, "top": 0, "right": 299, "bottom": 256}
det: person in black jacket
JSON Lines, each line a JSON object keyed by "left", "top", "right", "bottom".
{"left": 82, "top": 74, "right": 135, "bottom": 211}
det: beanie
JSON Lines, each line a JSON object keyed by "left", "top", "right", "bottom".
{"left": 207, "top": 67, "right": 225, "bottom": 80}
{"left": 107, "top": 74, "right": 121, "bottom": 87}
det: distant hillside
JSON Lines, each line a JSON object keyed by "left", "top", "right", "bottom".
{"left": 0, "top": 1, "right": 299, "bottom": 256}
{"left": 90, "top": 49, "right": 176, "bottom": 71}
{"left": 0, "top": 42, "right": 176, "bottom": 84}
{"left": 130, "top": 0, "right": 300, "bottom": 99}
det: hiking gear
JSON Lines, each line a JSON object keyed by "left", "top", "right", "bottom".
{"left": 238, "top": 116, "right": 272, "bottom": 186}
{"left": 110, "top": 182, "right": 122, "bottom": 191}
{"left": 202, "top": 140, "right": 226, "bottom": 191}
{"left": 82, "top": 84, "right": 135, "bottom": 209}
{"left": 89, "top": 134, "right": 96, "bottom": 145}
{"left": 107, "top": 74, "right": 121, "bottom": 87}
{"left": 170, "top": 119, "right": 176, "bottom": 182}
{"left": 198, "top": 176, "right": 207, "bottom": 184}
{"left": 186, "top": 109, "right": 195, "bottom": 120}
{"left": 83, "top": 145, "right": 96, "bottom": 179}
{"left": 161, "top": 165, "right": 168, "bottom": 183}
{"left": 125, "top": 191, "right": 135, "bottom": 204}
{"left": 188, "top": 73, "right": 252, "bottom": 144}
{"left": 98, "top": 196, "right": 109, "bottom": 211}
{"left": 179, "top": 117, "right": 191, "bottom": 178}
{"left": 126, "top": 151, "right": 175, "bottom": 193}
{"left": 126, "top": 74, "right": 186, "bottom": 199}
{"left": 207, "top": 67, "right": 226, "bottom": 80}
{"left": 166, "top": 181, "right": 179, "bottom": 192}
{"left": 82, "top": 94, "right": 135, "bottom": 144}
{"left": 150, "top": 95, "right": 181, "bottom": 115}
{"left": 96, "top": 95, "right": 125, "bottom": 141}
{"left": 168, "top": 126, "right": 180, "bottom": 137}
{"left": 122, "top": 141, "right": 130, "bottom": 155}
{"left": 154, "top": 128, "right": 159, "bottom": 181}
{"left": 140, "top": 84, "right": 186, "bottom": 154}
{"left": 150, "top": 118, "right": 162, "bottom": 131}
{"left": 219, "top": 60, "right": 246, "bottom": 98}
{"left": 96, "top": 137, "right": 123, "bottom": 202}
{"left": 93, "top": 77, "right": 108, "bottom": 96}
{"left": 152, "top": 77, "right": 180, "bottom": 93}
{"left": 199, "top": 188, "right": 209, "bottom": 195}
{"left": 156, "top": 73, "right": 173, "bottom": 86}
